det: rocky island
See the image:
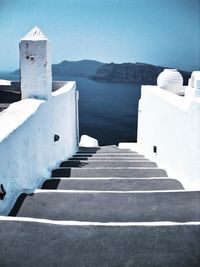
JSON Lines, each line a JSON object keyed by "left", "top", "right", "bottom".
{"left": 12, "top": 60, "right": 191, "bottom": 85}
{"left": 90, "top": 62, "right": 191, "bottom": 85}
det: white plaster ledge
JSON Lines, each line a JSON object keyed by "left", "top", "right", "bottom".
{"left": 52, "top": 81, "right": 76, "bottom": 97}
{"left": 142, "top": 86, "right": 195, "bottom": 111}
{"left": 0, "top": 79, "right": 11, "bottom": 86}
{"left": 0, "top": 98, "right": 44, "bottom": 143}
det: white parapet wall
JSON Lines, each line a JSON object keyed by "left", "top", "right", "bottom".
{"left": 0, "top": 81, "right": 78, "bottom": 214}
{"left": 137, "top": 85, "right": 200, "bottom": 190}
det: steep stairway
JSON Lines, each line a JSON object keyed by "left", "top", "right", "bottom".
{"left": 1, "top": 145, "right": 200, "bottom": 266}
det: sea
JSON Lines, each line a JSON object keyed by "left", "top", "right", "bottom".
{"left": 0, "top": 72, "right": 141, "bottom": 145}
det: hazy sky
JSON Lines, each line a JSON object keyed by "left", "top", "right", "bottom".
{"left": 0, "top": 0, "right": 199, "bottom": 71}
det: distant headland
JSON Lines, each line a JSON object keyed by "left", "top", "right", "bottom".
{"left": 13, "top": 60, "right": 191, "bottom": 85}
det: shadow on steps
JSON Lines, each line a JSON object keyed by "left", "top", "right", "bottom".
{"left": 9, "top": 193, "right": 31, "bottom": 216}
{"left": 42, "top": 179, "right": 61, "bottom": 189}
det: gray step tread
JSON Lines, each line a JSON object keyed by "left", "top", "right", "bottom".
{"left": 72, "top": 154, "right": 145, "bottom": 158}
{"left": 42, "top": 178, "right": 184, "bottom": 191}
{"left": 12, "top": 191, "right": 200, "bottom": 222}
{"left": 78, "top": 146, "right": 132, "bottom": 153}
{"left": 60, "top": 160, "right": 157, "bottom": 167}
{"left": 77, "top": 150, "right": 135, "bottom": 154}
{"left": 52, "top": 167, "right": 167, "bottom": 178}
{"left": 76, "top": 153, "right": 139, "bottom": 156}
{"left": 0, "top": 220, "right": 199, "bottom": 267}
{"left": 68, "top": 157, "right": 148, "bottom": 161}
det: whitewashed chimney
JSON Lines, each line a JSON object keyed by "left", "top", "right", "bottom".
{"left": 20, "top": 26, "right": 52, "bottom": 100}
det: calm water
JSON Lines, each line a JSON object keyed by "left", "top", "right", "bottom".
{"left": 0, "top": 72, "right": 141, "bottom": 145}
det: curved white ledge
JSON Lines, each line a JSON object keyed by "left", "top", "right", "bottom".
{"left": 0, "top": 99, "right": 44, "bottom": 143}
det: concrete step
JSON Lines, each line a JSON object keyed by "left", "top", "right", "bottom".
{"left": 78, "top": 145, "right": 131, "bottom": 153}
{"left": 68, "top": 157, "right": 147, "bottom": 161}
{"left": 77, "top": 150, "right": 135, "bottom": 154}
{"left": 42, "top": 178, "right": 184, "bottom": 191}
{"left": 78, "top": 149, "right": 135, "bottom": 154}
{"left": 11, "top": 190, "right": 200, "bottom": 222}
{"left": 74, "top": 153, "right": 140, "bottom": 157}
{"left": 0, "top": 219, "right": 199, "bottom": 267}
{"left": 51, "top": 167, "right": 167, "bottom": 178}
{"left": 60, "top": 160, "right": 157, "bottom": 168}
{"left": 72, "top": 154, "right": 145, "bottom": 158}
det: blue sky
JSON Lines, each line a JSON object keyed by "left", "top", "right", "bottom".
{"left": 0, "top": 0, "right": 199, "bottom": 71}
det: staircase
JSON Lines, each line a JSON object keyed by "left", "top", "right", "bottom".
{"left": 1, "top": 145, "right": 200, "bottom": 266}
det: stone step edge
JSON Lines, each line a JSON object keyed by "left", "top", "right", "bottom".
{"left": 50, "top": 176, "right": 175, "bottom": 180}
{"left": 1, "top": 216, "right": 200, "bottom": 226}
{"left": 34, "top": 189, "right": 193, "bottom": 194}
{"left": 54, "top": 167, "right": 160, "bottom": 170}
{"left": 72, "top": 156, "right": 145, "bottom": 158}
{"left": 48, "top": 177, "right": 176, "bottom": 180}
{"left": 70, "top": 159, "right": 148, "bottom": 161}
{"left": 66, "top": 159, "right": 151, "bottom": 161}
{"left": 75, "top": 153, "right": 139, "bottom": 155}
{"left": 67, "top": 159, "right": 150, "bottom": 162}
{"left": 78, "top": 147, "right": 119, "bottom": 149}
{"left": 75, "top": 153, "right": 136, "bottom": 155}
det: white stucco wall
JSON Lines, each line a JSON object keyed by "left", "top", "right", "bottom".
{"left": 0, "top": 82, "right": 78, "bottom": 214}
{"left": 137, "top": 86, "right": 200, "bottom": 190}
